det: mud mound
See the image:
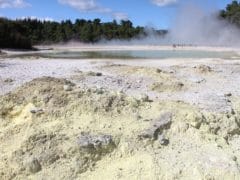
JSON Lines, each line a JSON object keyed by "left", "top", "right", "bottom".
{"left": 0, "top": 77, "right": 240, "bottom": 179}
{"left": 194, "top": 65, "right": 213, "bottom": 74}
{"left": 0, "top": 77, "right": 143, "bottom": 121}
{"left": 0, "top": 77, "right": 147, "bottom": 179}
{"left": 150, "top": 81, "right": 185, "bottom": 92}
{"left": 101, "top": 64, "right": 188, "bottom": 93}
{"left": 101, "top": 64, "right": 172, "bottom": 81}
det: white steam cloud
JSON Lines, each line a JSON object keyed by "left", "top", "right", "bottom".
{"left": 166, "top": 4, "right": 240, "bottom": 46}
{"left": 99, "top": 3, "right": 240, "bottom": 47}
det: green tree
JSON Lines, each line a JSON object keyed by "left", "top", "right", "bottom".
{"left": 220, "top": 1, "right": 240, "bottom": 26}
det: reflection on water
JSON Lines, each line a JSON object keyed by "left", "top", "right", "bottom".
{"left": 7, "top": 50, "right": 240, "bottom": 59}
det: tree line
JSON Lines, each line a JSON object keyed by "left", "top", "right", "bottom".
{"left": 0, "top": 18, "right": 32, "bottom": 49}
{"left": 0, "top": 18, "right": 158, "bottom": 49}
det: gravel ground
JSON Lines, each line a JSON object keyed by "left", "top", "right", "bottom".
{"left": 1, "top": 46, "right": 240, "bottom": 114}
{"left": 1, "top": 46, "right": 240, "bottom": 179}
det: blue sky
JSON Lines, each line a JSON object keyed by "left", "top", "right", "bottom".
{"left": 0, "top": 0, "right": 235, "bottom": 28}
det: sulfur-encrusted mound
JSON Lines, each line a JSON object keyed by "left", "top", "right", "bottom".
{"left": 0, "top": 77, "right": 240, "bottom": 179}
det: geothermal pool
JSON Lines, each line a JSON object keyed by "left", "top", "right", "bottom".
{"left": 7, "top": 49, "right": 239, "bottom": 59}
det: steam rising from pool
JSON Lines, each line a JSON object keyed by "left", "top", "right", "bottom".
{"left": 95, "top": 2, "right": 240, "bottom": 47}
{"left": 166, "top": 3, "right": 240, "bottom": 46}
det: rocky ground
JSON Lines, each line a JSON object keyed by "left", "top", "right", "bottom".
{"left": 0, "top": 46, "right": 240, "bottom": 179}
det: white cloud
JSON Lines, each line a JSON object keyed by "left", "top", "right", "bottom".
{"left": 151, "top": 0, "right": 177, "bottom": 7}
{"left": 112, "top": 12, "right": 128, "bottom": 21}
{"left": 58, "top": 0, "right": 109, "bottom": 12}
{"left": 0, "top": 0, "right": 30, "bottom": 8}
{"left": 58, "top": 0, "right": 128, "bottom": 20}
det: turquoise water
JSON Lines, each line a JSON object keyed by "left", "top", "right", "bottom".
{"left": 9, "top": 50, "right": 239, "bottom": 59}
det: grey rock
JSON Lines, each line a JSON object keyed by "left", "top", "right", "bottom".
{"left": 27, "top": 158, "right": 41, "bottom": 174}
{"left": 63, "top": 85, "right": 73, "bottom": 91}
{"left": 30, "top": 108, "right": 43, "bottom": 114}
{"left": 224, "top": 93, "right": 232, "bottom": 97}
{"left": 74, "top": 157, "right": 89, "bottom": 174}
{"left": 232, "top": 156, "right": 237, "bottom": 161}
{"left": 231, "top": 109, "right": 236, "bottom": 115}
{"left": 87, "top": 71, "right": 102, "bottom": 76}
{"left": 140, "top": 94, "right": 151, "bottom": 102}
{"left": 194, "top": 65, "right": 212, "bottom": 73}
{"left": 77, "top": 133, "right": 115, "bottom": 154}
{"left": 135, "top": 114, "right": 142, "bottom": 120}
{"left": 96, "top": 72, "right": 103, "bottom": 77}
{"left": 196, "top": 78, "right": 206, "bottom": 84}
{"left": 94, "top": 88, "right": 105, "bottom": 95}
{"left": 186, "top": 77, "right": 199, "bottom": 83}
{"left": 156, "top": 68, "right": 162, "bottom": 73}
{"left": 139, "top": 112, "right": 172, "bottom": 141}
{"left": 158, "top": 135, "right": 169, "bottom": 146}
{"left": 4, "top": 78, "right": 14, "bottom": 83}
{"left": 39, "top": 153, "right": 60, "bottom": 165}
